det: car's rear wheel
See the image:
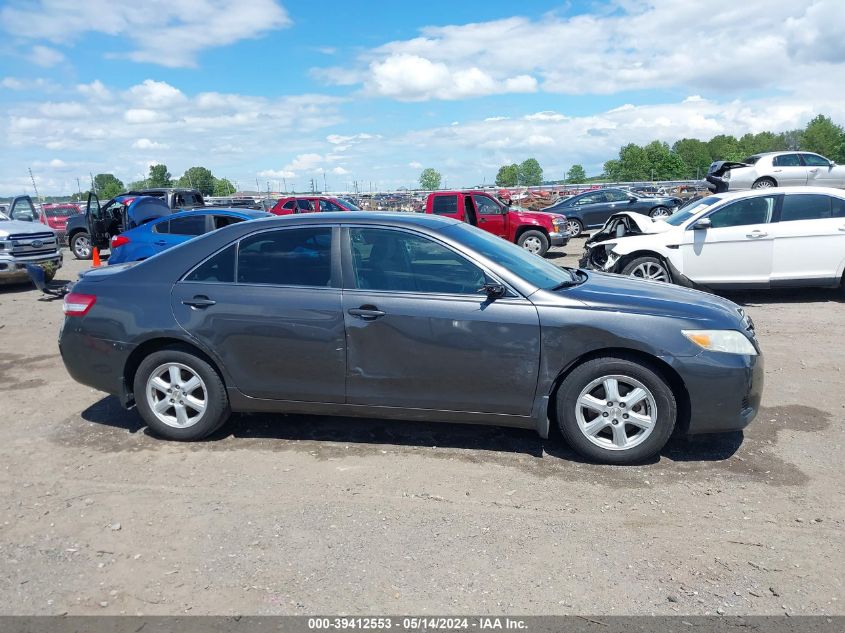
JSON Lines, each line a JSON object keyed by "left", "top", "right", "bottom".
{"left": 622, "top": 256, "right": 671, "bottom": 283}
{"left": 517, "top": 230, "right": 549, "bottom": 256}
{"left": 70, "top": 232, "right": 92, "bottom": 260}
{"left": 556, "top": 357, "right": 677, "bottom": 464}
{"left": 649, "top": 206, "right": 671, "bottom": 218}
{"left": 752, "top": 177, "right": 776, "bottom": 189}
{"left": 133, "top": 348, "right": 230, "bottom": 441}
{"left": 565, "top": 218, "right": 583, "bottom": 237}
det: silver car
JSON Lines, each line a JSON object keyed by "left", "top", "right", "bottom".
{"left": 725, "top": 151, "right": 845, "bottom": 190}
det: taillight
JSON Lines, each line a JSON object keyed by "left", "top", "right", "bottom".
{"left": 111, "top": 235, "right": 130, "bottom": 249}
{"left": 63, "top": 293, "right": 97, "bottom": 317}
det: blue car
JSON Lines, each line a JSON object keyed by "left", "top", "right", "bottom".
{"left": 108, "top": 207, "right": 271, "bottom": 265}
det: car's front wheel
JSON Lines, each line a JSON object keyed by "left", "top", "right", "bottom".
{"left": 622, "top": 256, "right": 671, "bottom": 283}
{"left": 133, "top": 347, "right": 230, "bottom": 441}
{"left": 517, "top": 230, "right": 549, "bottom": 256}
{"left": 70, "top": 232, "right": 93, "bottom": 260}
{"left": 565, "top": 218, "right": 583, "bottom": 237}
{"left": 556, "top": 356, "right": 677, "bottom": 464}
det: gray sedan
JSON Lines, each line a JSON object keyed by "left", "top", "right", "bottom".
{"left": 725, "top": 151, "right": 845, "bottom": 190}
{"left": 59, "top": 213, "right": 762, "bottom": 464}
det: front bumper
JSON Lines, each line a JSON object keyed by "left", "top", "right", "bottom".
{"left": 0, "top": 253, "right": 63, "bottom": 284}
{"left": 549, "top": 231, "right": 569, "bottom": 247}
{"left": 670, "top": 350, "right": 764, "bottom": 435}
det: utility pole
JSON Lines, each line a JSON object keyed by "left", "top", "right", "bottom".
{"left": 89, "top": 172, "right": 96, "bottom": 194}
{"left": 283, "top": 177, "right": 287, "bottom": 193}
{"left": 255, "top": 178, "right": 260, "bottom": 195}
{"left": 323, "top": 170, "right": 327, "bottom": 193}
{"left": 76, "top": 177, "right": 82, "bottom": 197}
{"left": 29, "top": 168, "right": 41, "bottom": 201}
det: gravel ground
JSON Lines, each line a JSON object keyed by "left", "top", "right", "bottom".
{"left": 0, "top": 241, "right": 842, "bottom": 616}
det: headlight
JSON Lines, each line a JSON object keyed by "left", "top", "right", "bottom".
{"left": 682, "top": 330, "right": 757, "bottom": 355}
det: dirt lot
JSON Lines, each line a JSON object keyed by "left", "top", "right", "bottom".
{"left": 0, "top": 241, "right": 843, "bottom": 616}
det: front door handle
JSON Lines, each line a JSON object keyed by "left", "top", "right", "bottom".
{"left": 348, "top": 306, "right": 386, "bottom": 320}
{"left": 182, "top": 296, "right": 216, "bottom": 309}
{"left": 746, "top": 230, "right": 768, "bottom": 238}
{"left": 154, "top": 240, "right": 167, "bottom": 246}
{"left": 479, "top": 217, "right": 487, "bottom": 223}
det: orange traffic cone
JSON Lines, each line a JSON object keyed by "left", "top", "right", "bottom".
{"left": 92, "top": 248, "right": 101, "bottom": 267}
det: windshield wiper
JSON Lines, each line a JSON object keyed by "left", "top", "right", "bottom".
{"left": 549, "top": 269, "right": 585, "bottom": 290}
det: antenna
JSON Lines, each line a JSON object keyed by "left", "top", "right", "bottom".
{"left": 28, "top": 168, "right": 42, "bottom": 201}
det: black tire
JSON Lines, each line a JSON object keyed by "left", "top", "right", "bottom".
{"left": 70, "top": 231, "right": 93, "bottom": 260}
{"left": 751, "top": 177, "right": 776, "bottom": 189}
{"left": 566, "top": 218, "right": 583, "bottom": 237}
{"left": 133, "top": 347, "right": 230, "bottom": 441}
{"left": 517, "top": 230, "right": 549, "bottom": 256}
{"left": 621, "top": 256, "right": 671, "bottom": 283}
{"left": 649, "top": 206, "right": 671, "bottom": 218}
{"left": 556, "top": 356, "right": 677, "bottom": 464}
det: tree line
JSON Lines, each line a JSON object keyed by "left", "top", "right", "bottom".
{"left": 82, "top": 164, "right": 236, "bottom": 200}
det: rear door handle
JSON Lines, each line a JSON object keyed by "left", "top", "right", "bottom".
{"left": 746, "top": 231, "right": 768, "bottom": 238}
{"left": 182, "top": 296, "right": 216, "bottom": 309}
{"left": 348, "top": 307, "right": 386, "bottom": 320}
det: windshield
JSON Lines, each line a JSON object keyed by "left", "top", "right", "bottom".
{"left": 663, "top": 196, "right": 721, "bottom": 226}
{"left": 442, "top": 223, "right": 576, "bottom": 289}
{"left": 338, "top": 198, "right": 362, "bottom": 211}
{"left": 45, "top": 206, "right": 81, "bottom": 217}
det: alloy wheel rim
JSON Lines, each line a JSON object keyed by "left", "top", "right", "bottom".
{"left": 651, "top": 207, "right": 670, "bottom": 218}
{"left": 74, "top": 235, "right": 91, "bottom": 258}
{"left": 630, "top": 261, "right": 669, "bottom": 282}
{"left": 567, "top": 220, "right": 582, "bottom": 236}
{"left": 575, "top": 375, "right": 658, "bottom": 451}
{"left": 753, "top": 180, "right": 773, "bottom": 189}
{"left": 146, "top": 362, "right": 208, "bottom": 429}
{"left": 523, "top": 236, "right": 542, "bottom": 253}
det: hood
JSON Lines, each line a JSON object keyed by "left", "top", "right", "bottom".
{"left": 567, "top": 270, "right": 745, "bottom": 326}
{"left": 584, "top": 211, "right": 673, "bottom": 246}
{"left": 511, "top": 209, "right": 565, "bottom": 221}
{"left": 126, "top": 196, "right": 171, "bottom": 228}
{"left": 0, "top": 219, "right": 58, "bottom": 237}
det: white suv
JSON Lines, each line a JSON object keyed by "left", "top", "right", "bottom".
{"left": 580, "top": 187, "right": 845, "bottom": 291}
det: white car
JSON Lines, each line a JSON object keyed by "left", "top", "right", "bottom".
{"left": 579, "top": 187, "right": 845, "bottom": 291}
{"left": 724, "top": 151, "right": 845, "bottom": 190}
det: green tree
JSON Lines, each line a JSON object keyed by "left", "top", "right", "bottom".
{"left": 672, "top": 138, "right": 712, "bottom": 179}
{"left": 213, "top": 178, "right": 235, "bottom": 196}
{"left": 566, "top": 164, "right": 587, "bottom": 183}
{"left": 126, "top": 179, "right": 147, "bottom": 190}
{"left": 776, "top": 129, "right": 803, "bottom": 151}
{"left": 801, "top": 115, "right": 845, "bottom": 159}
{"left": 148, "top": 164, "right": 172, "bottom": 188}
{"left": 518, "top": 158, "right": 543, "bottom": 186}
{"left": 93, "top": 173, "right": 124, "bottom": 199}
{"left": 495, "top": 164, "right": 519, "bottom": 187}
{"left": 419, "top": 168, "right": 442, "bottom": 190}
{"left": 177, "top": 166, "right": 215, "bottom": 195}
{"left": 706, "top": 134, "right": 744, "bottom": 161}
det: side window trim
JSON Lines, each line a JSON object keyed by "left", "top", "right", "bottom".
{"left": 339, "top": 224, "right": 519, "bottom": 298}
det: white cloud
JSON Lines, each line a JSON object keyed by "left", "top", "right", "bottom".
{"left": 258, "top": 169, "right": 295, "bottom": 179}
{"left": 0, "top": 0, "right": 291, "bottom": 68}
{"left": 408, "top": 161, "right": 423, "bottom": 169}
{"left": 318, "top": 0, "right": 845, "bottom": 100}
{"left": 1, "top": 76, "right": 58, "bottom": 91}
{"left": 124, "top": 108, "right": 166, "bottom": 124}
{"left": 30, "top": 45, "right": 64, "bottom": 67}
{"left": 132, "top": 138, "right": 169, "bottom": 150}
{"left": 127, "top": 80, "right": 187, "bottom": 108}
{"left": 331, "top": 166, "right": 349, "bottom": 175}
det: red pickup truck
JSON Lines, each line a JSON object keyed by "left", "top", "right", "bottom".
{"left": 425, "top": 191, "right": 567, "bottom": 256}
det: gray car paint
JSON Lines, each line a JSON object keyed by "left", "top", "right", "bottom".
{"left": 59, "top": 212, "right": 762, "bottom": 439}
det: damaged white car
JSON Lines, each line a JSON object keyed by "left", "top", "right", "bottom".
{"left": 579, "top": 187, "right": 845, "bottom": 291}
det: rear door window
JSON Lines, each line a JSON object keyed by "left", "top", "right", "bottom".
{"left": 168, "top": 215, "right": 208, "bottom": 236}
{"left": 296, "top": 199, "right": 314, "bottom": 212}
{"left": 185, "top": 244, "right": 236, "bottom": 283}
{"left": 237, "top": 228, "right": 332, "bottom": 286}
{"left": 779, "top": 194, "right": 832, "bottom": 221}
{"left": 431, "top": 195, "right": 458, "bottom": 214}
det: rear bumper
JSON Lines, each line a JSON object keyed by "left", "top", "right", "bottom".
{"left": 59, "top": 325, "right": 133, "bottom": 401}
{"left": 671, "top": 350, "right": 764, "bottom": 434}
{"left": 549, "top": 231, "right": 569, "bottom": 247}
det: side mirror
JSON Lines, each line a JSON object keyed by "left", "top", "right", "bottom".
{"left": 479, "top": 282, "right": 506, "bottom": 300}
{"left": 830, "top": 160, "right": 836, "bottom": 167}
{"left": 693, "top": 218, "right": 711, "bottom": 230}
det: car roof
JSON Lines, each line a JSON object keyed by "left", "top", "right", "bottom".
{"left": 156, "top": 208, "right": 271, "bottom": 221}
{"left": 708, "top": 186, "right": 845, "bottom": 203}
{"left": 259, "top": 211, "right": 461, "bottom": 229}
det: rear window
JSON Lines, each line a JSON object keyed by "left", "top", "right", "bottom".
{"left": 431, "top": 195, "right": 458, "bottom": 215}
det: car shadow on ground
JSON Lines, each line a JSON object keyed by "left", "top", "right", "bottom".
{"left": 79, "top": 395, "right": 744, "bottom": 465}
{"left": 718, "top": 287, "right": 843, "bottom": 305}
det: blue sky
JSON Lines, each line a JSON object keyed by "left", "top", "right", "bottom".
{"left": 1, "top": 0, "right": 844, "bottom": 195}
